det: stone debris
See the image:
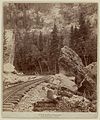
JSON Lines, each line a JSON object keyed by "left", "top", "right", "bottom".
{"left": 49, "top": 73, "right": 78, "bottom": 92}
{"left": 61, "top": 95, "right": 96, "bottom": 112}
{"left": 13, "top": 76, "right": 96, "bottom": 112}
{"left": 66, "top": 95, "right": 90, "bottom": 104}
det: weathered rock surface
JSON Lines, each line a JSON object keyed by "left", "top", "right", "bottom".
{"left": 58, "top": 46, "right": 97, "bottom": 101}
{"left": 48, "top": 74, "right": 78, "bottom": 92}
{"left": 86, "top": 62, "right": 97, "bottom": 82}
{"left": 78, "top": 62, "right": 97, "bottom": 100}
{"left": 59, "top": 46, "right": 87, "bottom": 85}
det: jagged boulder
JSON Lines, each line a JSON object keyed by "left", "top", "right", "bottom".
{"left": 59, "top": 46, "right": 87, "bottom": 85}
{"left": 78, "top": 62, "right": 97, "bottom": 100}
{"left": 85, "top": 62, "right": 97, "bottom": 82}
{"left": 58, "top": 46, "right": 97, "bottom": 100}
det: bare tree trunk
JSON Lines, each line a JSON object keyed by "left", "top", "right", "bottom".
{"left": 33, "top": 64, "right": 38, "bottom": 75}
{"left": 47, "top": 58, "right": 50, "bottom": 73}
{"left": 47, "top": 57, "right": 52, "bottom": 74}
{"left": 55, "top": 60, "right": 56, "bottom": 74}
{"left": 37, "top": 60, "right": 42, "bottom": 74}
{"left": 47, "top": 64, "right": 50, "bottom": 73}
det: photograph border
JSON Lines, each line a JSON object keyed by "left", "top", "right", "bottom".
{"left": 0, "top": 0, "right": 100, "bottom": 119}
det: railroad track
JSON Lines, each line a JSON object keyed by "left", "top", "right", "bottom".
{"left": 3, "top": 75, "right": 51, "bottom": 112}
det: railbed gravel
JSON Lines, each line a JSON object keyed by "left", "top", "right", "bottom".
{"left": 13, "top": 82, "right": 48, "bottom": 112}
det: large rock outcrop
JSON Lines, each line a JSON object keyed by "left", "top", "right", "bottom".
{"left": 58, "top": 46, "right": 97, "bottom": 101}
{"left": 59, "top": 46, "right": 87, "bottom": 85}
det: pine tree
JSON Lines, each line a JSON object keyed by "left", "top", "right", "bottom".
{"left": 59, "top": 35, "right": 64, "bottom": 49}
{"left": 84, "top": 20, "right": 94, "bottom": 65}
{"left": 79, "top": 13, "right": 88, "bottom": 41}
{"left": 69, "top": 25, "right": 74, "bottom": 49}
{"left": 36, "top": 11, "right": 40, "bottom": 26}
{"left": 70, "top": 12, "right": 93, "bottom": 66}
{"left": 70, "top": 25, "right": 79, "bottom": 52}
{"left": 49, "top": 24, "right": 59, "bottom": 74}
{"left": 38, "top": 31, "right": 43, "bottom": 51}
{"left": 76, "top": 12, "right": 92, "bottom": 66}
{"left": 78, "top": 12, "right": 89, "bottom": 66}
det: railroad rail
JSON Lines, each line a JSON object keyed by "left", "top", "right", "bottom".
{"left": 3, "top": 75, "right": 51, "bottom": 112}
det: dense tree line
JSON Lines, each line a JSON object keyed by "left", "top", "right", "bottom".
{"left": 3, "top": 3, "right": 97, "bottom": 74}
{"left": 13, "top": 24, "right": 62, "bottom": 74}
{"left": 69, "top": 11, "right": 97, "bottom": 66}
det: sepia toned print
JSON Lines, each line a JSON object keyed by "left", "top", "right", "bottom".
{"left": 3, "top": 3, "right": 97, "bottom": 112}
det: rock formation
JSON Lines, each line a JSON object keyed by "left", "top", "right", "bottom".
{"left": 58, "top": 46, "right": 97, "bottom": 101}
{"left": 59, "top": 46, "right": 87, "bottom": 85}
